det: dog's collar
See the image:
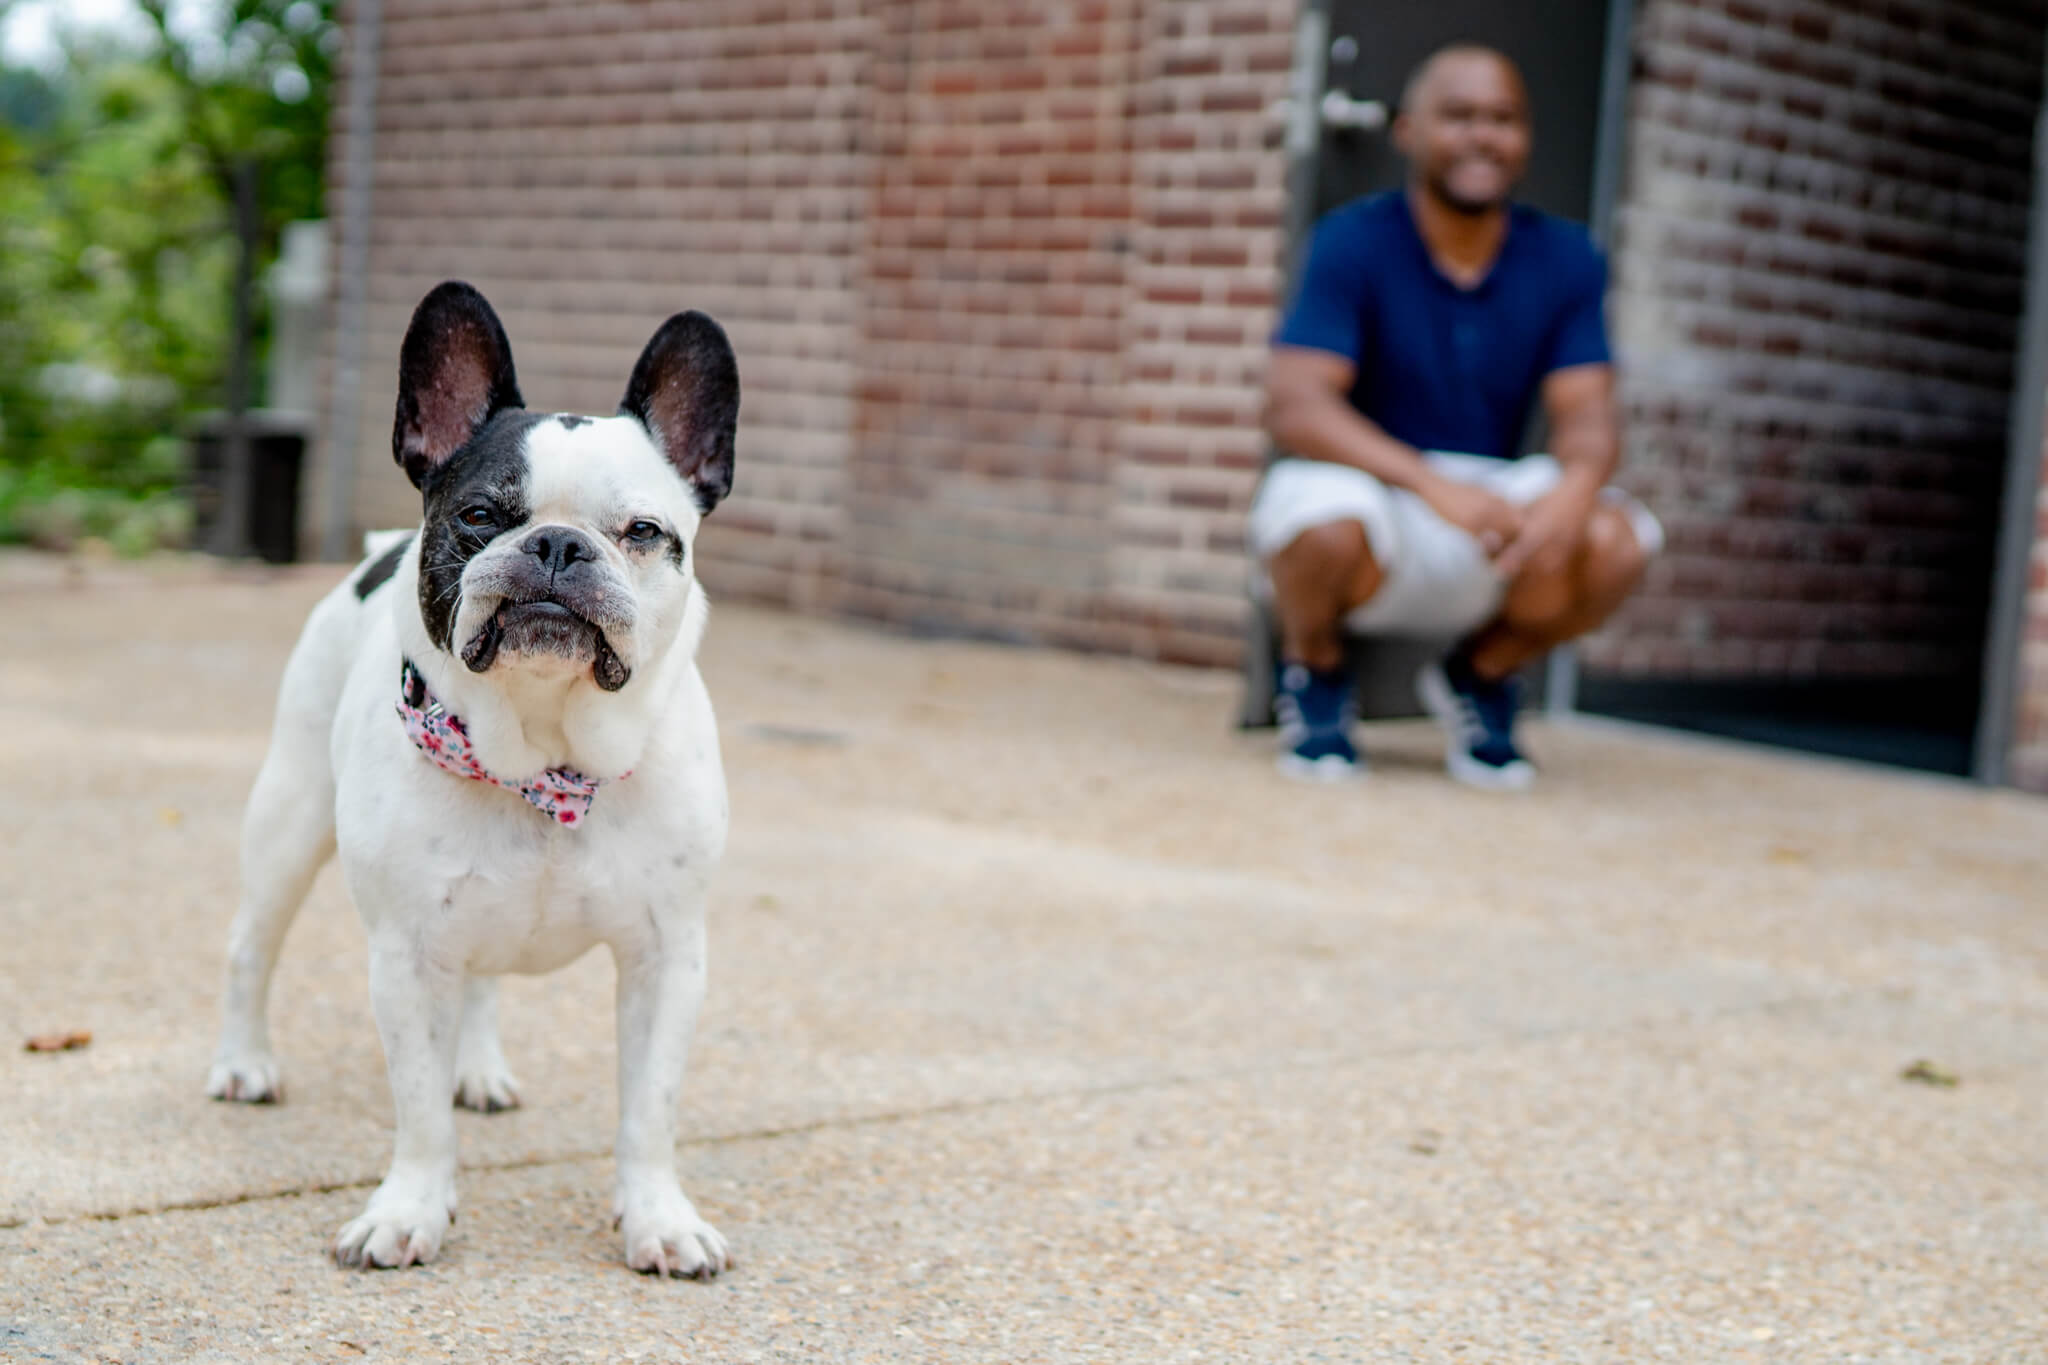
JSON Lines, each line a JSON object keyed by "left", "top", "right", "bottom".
{"left": 396, "top": 659, "right": 622, "bottom": 827}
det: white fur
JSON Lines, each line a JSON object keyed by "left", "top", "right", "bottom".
{"left": 207, "top": 415, "right": 732, "bottom": 1278}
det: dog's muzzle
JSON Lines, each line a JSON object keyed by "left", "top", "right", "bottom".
{"left": 459, "top": 526, "right": 632, "bottom": 690}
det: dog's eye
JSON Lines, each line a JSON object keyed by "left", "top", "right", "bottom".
{"left": 458, "top": 506, "right": 496, "bottom": 530}
{"left": 623, "top": 520, "right": 663, "bottom": 543}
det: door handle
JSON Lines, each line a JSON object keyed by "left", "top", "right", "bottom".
{"left": 1319, "top": 90, "right": 1388, "bottom": 132}
{"left": 1268, "top": 90, "right": 1390, "bottom": 137}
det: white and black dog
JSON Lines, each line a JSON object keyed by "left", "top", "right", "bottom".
{"left": 205, "top": 281, "right": 738, "bottom": 1277}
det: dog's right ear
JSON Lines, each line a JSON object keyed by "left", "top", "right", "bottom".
{"left": 391, "top": 282, "right": 524, "bottom": 488}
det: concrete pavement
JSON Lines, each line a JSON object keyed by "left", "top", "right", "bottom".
{"left": 2, "top": 552, "right": 2044, "bottom": 1362}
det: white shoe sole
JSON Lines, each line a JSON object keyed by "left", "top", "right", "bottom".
{"left": 1276, "top": 750, "right": 1364, "bottom": 783}
{"left": 1415, "top": 665, "right": 1535, "bottom": 793}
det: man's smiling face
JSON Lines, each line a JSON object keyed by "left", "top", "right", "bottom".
{"left": 1396, "top": 48, "right": 1532, "bottom": 217}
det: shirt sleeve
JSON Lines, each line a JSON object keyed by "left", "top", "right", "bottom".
{"left": 1273, "top": 212, "right": 1370, "bottom": 363}
{"left": 1544, "top": 243, "right": 1612, "bottom": 374}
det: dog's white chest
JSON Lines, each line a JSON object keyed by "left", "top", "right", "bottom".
{"left": 443, "top": 847, "right": 613, "bottom": 976}
{"left": 368, "top": 784, "right": 715, "bottom": 977}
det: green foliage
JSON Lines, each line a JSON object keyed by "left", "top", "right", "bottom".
{"left": 136, "top": 0, "right": 334, "bottom": 240}
{"left": 0, "top": 0, "right": 333, "bottom": 552}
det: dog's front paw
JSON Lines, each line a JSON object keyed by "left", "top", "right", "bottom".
{"left": 616, "top": 1186, "right": 730, "bottom": 1280}
{"left": 334, "top": 1175, "right": 456, "bottom": 1270}
{"left": 205, "top": 1051, "right": 284, "bottom": 1104}
{"left": 452, "top": 1065, "right": 521, "bottom": 1113}
{"left": 334, "top": 1201, "right": 453, "bottom": 1270}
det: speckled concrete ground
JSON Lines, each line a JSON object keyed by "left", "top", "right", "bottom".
{"left": 2, "top": 551, "right": 2044, "bottom": 1363}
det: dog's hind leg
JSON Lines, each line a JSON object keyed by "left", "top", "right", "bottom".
{"left": 452, "top": 976, "right": 522, "bottom": 1112}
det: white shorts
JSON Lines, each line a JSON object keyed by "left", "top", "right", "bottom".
{"left": 1247, "top": 453, "right": 1664, "bottom": 638}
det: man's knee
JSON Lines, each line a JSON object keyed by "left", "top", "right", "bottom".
{"left": 1275, "top": 519, "right": 1368, "bottom": 572}
{"left": 1583, "top": 503, "right": 1649, "bottom": 600}
{"left": 1271, "top": 520, "right": 1382, "bottom": 605}
{"left": 1500, "top": 564, "right": 1574, "bottom": 631}
{"left": 1499, "top": 507, "right": 1646, "bottom": 632}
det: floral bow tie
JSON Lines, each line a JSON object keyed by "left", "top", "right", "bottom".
{"left": 396, "top": 659, "right": 620, "bottom": 827}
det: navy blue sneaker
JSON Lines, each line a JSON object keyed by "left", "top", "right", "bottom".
{"left": 1417, "top": 653, "right": 1535, "bottom": 791}
{"left": 1275, "top": 663, "right": 1362, "bottom": 781}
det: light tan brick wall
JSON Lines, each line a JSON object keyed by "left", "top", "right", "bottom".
{"left": 328, "top": 0, "right": 873, "bottom": 614}
{"left": 1111, "top": 0, "right": 1295, "bottom": 664}
{"left": 326, "top": 0, "right": 1292, "bottom": 666}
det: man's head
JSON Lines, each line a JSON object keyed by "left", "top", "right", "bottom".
{"left": 1392, "top": 43, "right": 1530, "bottom": 216}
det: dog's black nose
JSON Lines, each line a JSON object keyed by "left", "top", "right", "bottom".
{"left": 521, "top": 525, "right": 597, "bottom": 576}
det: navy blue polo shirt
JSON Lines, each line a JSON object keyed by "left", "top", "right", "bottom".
{"left": 1274, "top": 191, "right": 1611, "bottom": 461}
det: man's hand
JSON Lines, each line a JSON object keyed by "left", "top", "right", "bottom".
{"left": 1420, "top": 478, "right": 1525, "bottom": 560}
{"left": 1493, "top": 480, "right": 1598, "bottom": 581}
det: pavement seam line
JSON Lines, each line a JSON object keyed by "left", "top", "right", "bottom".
{"left": 3, "top": 987, "right": 1839, "bottom": 1232}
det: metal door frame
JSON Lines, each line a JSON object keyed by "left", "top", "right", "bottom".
{"left": 1544, "top": 0, "right": 1637, "bottom": 716}
{"left": 1974, "top": 45, "right": 2048, "bottom": 786}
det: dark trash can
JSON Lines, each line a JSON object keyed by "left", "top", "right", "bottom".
{"left": 188, "top": 410, "right": 308, "bottom": 564}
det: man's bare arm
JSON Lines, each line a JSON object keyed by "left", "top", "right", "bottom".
{"left": 1262, "top": 346, "right": 1437, "bottom": 491}
{"left": 1539, "top": 362, "right": 1619, "bottom": 496}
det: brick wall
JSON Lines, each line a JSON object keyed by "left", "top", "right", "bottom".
{"left": 838, "top": 0, "right": 1294, "bottom": 663}
{"left": 1111, "top": 0, "right": 1295, "bottom": 663}
{"left": 1600, "top": 0, "right": 2046, "bottom": 685}
{"left": 840, "top": 0, "right": 1140, "bottom": 650}
{"left": 319, "top": 0, "right": 875, "bottom": 616}
{"left": 319, "top": 0, "right": 1291, "bottom": 666}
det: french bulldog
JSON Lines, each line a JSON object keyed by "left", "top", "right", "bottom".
{"left": 205, "top": 281, "right": 738, "bottom": 1278}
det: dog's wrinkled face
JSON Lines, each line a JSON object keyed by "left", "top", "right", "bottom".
{"left": 419, "top": 412, "right": 694, "bottom": 691}
{"left": 391, "top": 283, "right": 738, "bottom": 694}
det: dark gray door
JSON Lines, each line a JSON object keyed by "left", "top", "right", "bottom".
{"left": 1312, "top": 1, "right": 1614, "bottom": 224}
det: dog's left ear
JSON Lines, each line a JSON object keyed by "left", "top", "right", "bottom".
{"left": 619, "top": 312, "right": 739, "bottom": 515}
{"left": 392, "top": 281, "right": 524, "bottom": 489}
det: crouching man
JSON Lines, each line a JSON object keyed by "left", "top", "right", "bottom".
{"left": 1254, "top": 42, "right": 1661, "bottom": 789}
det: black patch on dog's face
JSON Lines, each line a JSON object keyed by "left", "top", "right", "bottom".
{"left": 415, "top": 410, "right": 543, "bottom": 653}
{"left": 554, "top": 414, "right": 590, "bottom": 430}
{"left": 353, "top": 534, "right": 413, "bottom": 600}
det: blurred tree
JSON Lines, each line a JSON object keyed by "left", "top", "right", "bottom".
{"left": 0, "top": 58, "right": 226, "bottom": 550}
{"left": 136, "top": 0, "right": 334, "bottom": 245}
{"left": 0, "top": 0, "right": 334, "bottom": 554}
{"left": 0, "top": 62, "right": 61, "bottom": 130}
